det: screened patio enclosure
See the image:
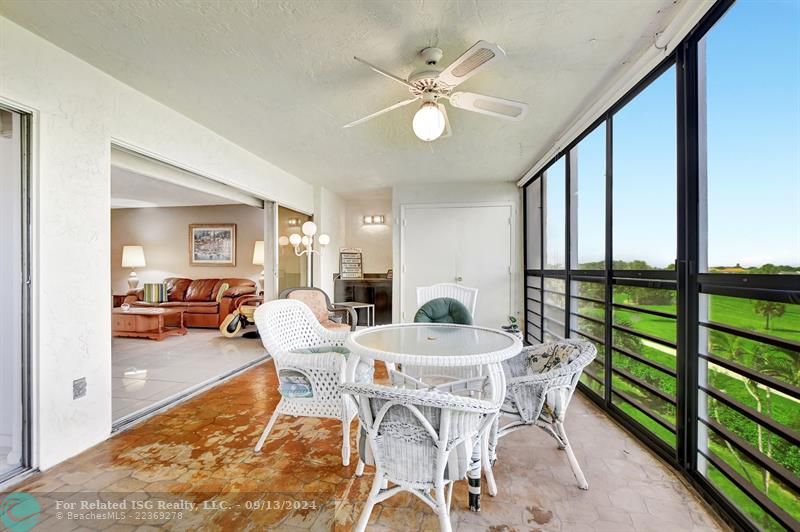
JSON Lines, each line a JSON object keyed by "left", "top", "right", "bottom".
{"left": 521, "top": 1, "right": 799, "bottom": 531}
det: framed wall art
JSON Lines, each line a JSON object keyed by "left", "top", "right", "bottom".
{"left": 189, "top": 223, "right": 236, "bottom": 266}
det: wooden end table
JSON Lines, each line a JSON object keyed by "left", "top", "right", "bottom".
{"left": 112, "top": 307, "right": 187, "bottom": 341}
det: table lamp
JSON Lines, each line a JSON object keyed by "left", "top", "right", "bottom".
{"left": 121, "top": 245, "right": 146, "bottom": 289}
{"left": 252, "top": 240, "right": 265, "bottom": 292}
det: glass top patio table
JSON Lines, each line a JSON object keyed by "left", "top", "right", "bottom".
{"left": 345, "top": 323, "right": 521, "bottom": 367}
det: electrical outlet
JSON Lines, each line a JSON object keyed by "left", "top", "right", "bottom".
{"left": 73, "top": 377, "right": 87, "bottom": 399}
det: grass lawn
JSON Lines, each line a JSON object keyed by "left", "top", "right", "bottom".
{"left": 610, "top": 292, "right": 800, "bottom": 345}
{"left": 706, "top": 460, "right": 788, "bottom": 532}
{"left": 573, "top": 278, "right": 799, "bottom": 529}
{"left": 708, "top": 294, "right": 800, "bottom": 344}
{"left": 590, "top": 289, "right": 799, "bottom": 526}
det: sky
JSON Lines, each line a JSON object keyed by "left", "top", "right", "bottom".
{"left": 543, "top": 0, "right": 800, "bottom": 270}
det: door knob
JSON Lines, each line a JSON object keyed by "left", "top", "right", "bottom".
{"left": 455, "top": 276, "right": 463, "bottom": 282}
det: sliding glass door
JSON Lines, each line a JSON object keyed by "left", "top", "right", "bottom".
{"left": 277, "top": 206, "right": 312, "bottom": 292}
{"left": 522, "top": 1, "right": 799, "bottom": 529}
{"left": 0, "top": 106, "right": 30, "bottom": 481}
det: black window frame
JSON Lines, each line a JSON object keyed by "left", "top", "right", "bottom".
{"left": 521, "top": 1, "right": 800, "bottom": 530}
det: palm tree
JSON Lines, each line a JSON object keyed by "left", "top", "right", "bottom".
{"left": 707, "top": 332, "right": 756, "bottom": 485}
{"left": 752, "top": 300, "right": 786, "bottom": 331}
{"left": 709, "top": 330, "right": 799, "bottom": 510}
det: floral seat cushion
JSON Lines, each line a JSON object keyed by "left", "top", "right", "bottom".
{"left": 502, "top": 341, "right": 593, "bottom": 425}
{"left": 320, "top": 320, "right": 350, "bottom": 331}
{"left": 523, "top": 342, "right": 579, "bottom": 375}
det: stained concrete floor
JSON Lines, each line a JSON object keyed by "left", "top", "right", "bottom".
{"left": 10, "top": 361, "right": 728, "bottom": 531}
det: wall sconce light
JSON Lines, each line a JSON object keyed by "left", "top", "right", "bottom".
{"left": 363, "top": 214, "right": 385, "bottom": 225}
{"left": 287, "top": 218, "right": 301, "bottom": 226}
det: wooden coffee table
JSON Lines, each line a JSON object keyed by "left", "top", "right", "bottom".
{"left": 112, "top": 307, "right": 187, "bottom": 341}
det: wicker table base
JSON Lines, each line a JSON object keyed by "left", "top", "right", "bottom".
{"left": 345, "top": 323, "right": 521, "bottom": 512}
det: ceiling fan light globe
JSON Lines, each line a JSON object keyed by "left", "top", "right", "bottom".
{"left": 412, "top": 102, "right": 446, "bottom": 141}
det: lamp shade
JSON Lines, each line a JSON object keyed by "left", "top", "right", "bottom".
{"left": 121, "top": 246, "right": 146, "bottom": 268}
{"left": 289, "top": 233, "right": 302, "bottom": 246}
{"left": 252, "top": 240, "right": 264, "bottom": 266}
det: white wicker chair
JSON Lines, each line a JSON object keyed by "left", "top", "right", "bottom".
{"left": 417, "top": 283, "right": 478, "bottom": 319}
{"left": 342, "top": 375, "right": 499, "bottom": 532}
{"left": 489, "top": 340, "right": 597, "bottom": 490}
{"left": 253, "top": 299, "right": 373, "bottom": 466}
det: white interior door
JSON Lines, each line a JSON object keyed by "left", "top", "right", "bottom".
{"left": 456, "top": 205, "right": 512, "bottom": 326}
{"left": 401, "top": 207, "right": 458, "bottom": 322}
{"left": 401, "top": 203, "right": 512, "bottom": 327}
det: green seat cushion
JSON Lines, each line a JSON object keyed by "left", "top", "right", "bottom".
{"left": 414, "top": 297, "right": 473, "bottom": 325}
{"left": 284, "top": 345, "right": 373, "bottom": 390}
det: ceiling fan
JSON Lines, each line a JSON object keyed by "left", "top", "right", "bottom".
{"left": 344, "top": 41, "right": 529, "bottom": 142}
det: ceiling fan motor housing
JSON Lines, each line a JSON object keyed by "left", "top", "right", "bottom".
{"left": 420, "top": 47, "right": 443, "bottom": 66}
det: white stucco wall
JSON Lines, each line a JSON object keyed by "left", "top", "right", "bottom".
{"left": 392, "top": 182, "right": 524, "bottom": 324}
{"left": 344, "top": 196, "right": 393, "bottom": 274}
{"left": 312, "top": 187, "right": 347, "bottom": 300}
{"left": 0, "top": 16, "right": 314, "bottom": 470}
{"left": 110, "top": 204, "right": 266, "bottom": 293}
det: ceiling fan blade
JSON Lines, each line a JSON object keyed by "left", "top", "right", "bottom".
{"left": 437, "top": 40, "right": 505, "bottom": 88}
{"left": 449, "top": 91, "right": 529, "bottom": 121}
{"left": 343, "top": 97, "right": 419, "bottom": 128}
{"left": 438, "top": 103, "right": 452, "bottom": 138}
{"left": 354, "top": 56, "right": 415, "bottom": 89}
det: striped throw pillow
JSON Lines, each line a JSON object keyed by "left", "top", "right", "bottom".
{"left": 143, "top": 283, "right": 167, "bottom": 303}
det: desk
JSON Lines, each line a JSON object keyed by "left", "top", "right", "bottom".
{"left": 333, "top": 301, "right": 376, "bottom": 327}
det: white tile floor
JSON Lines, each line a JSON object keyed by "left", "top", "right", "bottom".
{"left": 112, "top": 329, "right": 267, "bottom": 422}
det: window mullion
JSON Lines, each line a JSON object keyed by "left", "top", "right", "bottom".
{"left": 604, "top": 115, "right": 613, "bottom": 406}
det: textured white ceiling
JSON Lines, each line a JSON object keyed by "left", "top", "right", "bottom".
{"left": 111, "top": 166, "right": 237, "bottom": 209}
{"left": 1, "top": 0, "right": 682, "bottom": 196}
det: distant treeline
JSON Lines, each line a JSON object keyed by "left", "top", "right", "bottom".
{"left": 573, "top": 260, "right": 800, "bottom": 273}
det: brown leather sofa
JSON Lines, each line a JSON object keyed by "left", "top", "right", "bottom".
{"left": 124, "top": 277, "right": 257, "bottom": 328}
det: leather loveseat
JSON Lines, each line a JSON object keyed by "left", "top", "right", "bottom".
{"left": 124, "top": 277, "right": 257, "bottom": 328}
